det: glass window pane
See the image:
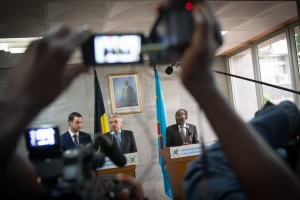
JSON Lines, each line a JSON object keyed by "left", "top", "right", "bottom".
{"left": 257, "top": 33, "right": 294, "bottom": 104}
{"left": 229, "top": 49, "right": 258, "bottom": 121}
{"left": 293, "top": 26, "right": 300, "bottom": 72}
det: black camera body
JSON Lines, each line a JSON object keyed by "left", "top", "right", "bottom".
{"left": 24, "top": 125, "right": 131, "bottom": 200}
{"left": 146, "top": 2, "right": 194, "bottom": 65}
{"left": 81, "top": 2, "right": 194, "bottom": 66}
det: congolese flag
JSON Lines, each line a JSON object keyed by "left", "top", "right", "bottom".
{"left": 155, "top": 68, "right": 173, "bottom": 199}
{"left": 94, "top": 68, "right": 109, "bottom": 140}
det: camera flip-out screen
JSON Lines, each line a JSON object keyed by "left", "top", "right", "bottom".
{"left": 28, "top": 127, "right": 57, "bottom": 147}
{"left": 94, "top": 35, "right": 142, "bottom": 64}
{"left": 24, "top": 125, "right": 62, "bottom": 159}
{"left": 81, "top": 33, "right": 143, "bottom": 65}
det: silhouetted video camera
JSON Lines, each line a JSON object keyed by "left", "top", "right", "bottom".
{"left": 24, "top": 124, "right": 132, "bottom": 200}
{"left": 81, "top": 2, "right": 195, "bottom": 66}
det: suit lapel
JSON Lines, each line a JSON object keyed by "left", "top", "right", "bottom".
{"left": 66, "top": 132, "right": 75, "bottom": 147}
{"left": 121, "top": 130, "right": 126, "bottom": 152}
{"left": 78, "top": 131, "right": 83, "bottom": 144}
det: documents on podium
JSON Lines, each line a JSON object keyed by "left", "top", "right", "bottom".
{"left": 160, "top": 142, "right": 216, "bottom": 200}
{"left": 95, "top": 152, "right": 138, "bottom": 177}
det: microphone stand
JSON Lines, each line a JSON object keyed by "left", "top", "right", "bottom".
{"left": 175, "top": 62, "right": 300, "bottom": 95}
{"left": 214, "top": 70, "right": 300, "bottom": 95}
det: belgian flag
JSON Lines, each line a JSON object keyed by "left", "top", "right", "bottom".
{"left": 94, "top": 67, "right": 109, "bottom": 140}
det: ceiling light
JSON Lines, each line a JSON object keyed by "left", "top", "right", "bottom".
{"left": 9, "top": 48, "right": 26, "bottom": 53}
{"left": 221, "top": 31, "right": 228, "bottom": 36}
{"left": 0, "top": 37, "right": 41, "bottom": 43}
{"left": 0, "top": 43, "right": 9, "bottom": 52}
{"left": 0, "top": 37, "right": 41, "bottom": 54}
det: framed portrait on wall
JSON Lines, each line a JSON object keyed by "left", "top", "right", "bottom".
{"left": 108, "top": 73, "right": 143, "bottom": 114}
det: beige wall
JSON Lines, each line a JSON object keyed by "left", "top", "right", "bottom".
{"left": 0, "top": 57, "right": 229, "bottom": 200}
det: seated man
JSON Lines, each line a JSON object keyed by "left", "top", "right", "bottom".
{"left": 94, "top": 113, "right": 137, "bottom": 154}
{"left": 166, "top": 109, "right": 199, "bottom": 147}
{"left": 61, "top": 112, "right": 93, "bottom": 151}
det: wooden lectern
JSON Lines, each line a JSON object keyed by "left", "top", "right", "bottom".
{"left": 160, "top": 147, "right": 198, "bottom": 200}
{"left": 94, "top": 153, "right": 138, "bottom": 178}
{"left": 94, "top": 165, "right": 136, "bottom": 177}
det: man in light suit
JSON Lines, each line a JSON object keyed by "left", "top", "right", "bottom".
{"left": 94, "top": 113, "right": 137, "bottom": 154}
{"left": 61, "top": 112, "right": 93, "bottom": 151}
{"left": 166, "top": 109, "right": 199, "bottom": 147}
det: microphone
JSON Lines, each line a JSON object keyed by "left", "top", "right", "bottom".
{"left": 185, "top": 125, "right": 192, "bottom": 136}
{"left": 185, "top": 125, "right": 192, "bottom": 144}
{"left": 94, "top": 134, "right": 126, "bottom": 167}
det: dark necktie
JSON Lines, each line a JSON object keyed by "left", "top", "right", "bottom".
{"left": 73, "top": 134, "right": 78, "bottom": 147}
{"left": 115, "top": 132, "right": 121, "bottom": 149}
{"left": 180, "top": 126, "right": 185, "bottom": 142}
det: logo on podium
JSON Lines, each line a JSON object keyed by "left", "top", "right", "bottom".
{"left": 127, "top": 154, "right": 137, "bottom": 164}
{"left": 171, "top": 148, "right": 180, "bottom": 158}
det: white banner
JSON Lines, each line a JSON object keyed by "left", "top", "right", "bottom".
{"left": 98, "top": 152, "right": 138, "bottom": 170}
{"left": 169, "top": 142, "right": 216, "bottom": 159}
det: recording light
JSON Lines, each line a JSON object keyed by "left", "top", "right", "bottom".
{"left": 185, "top": 2, "right": 193, "bottom": 10}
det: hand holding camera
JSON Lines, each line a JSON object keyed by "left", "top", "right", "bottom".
{"left": 0, "top": 1, "right": 223, "bottom": 200}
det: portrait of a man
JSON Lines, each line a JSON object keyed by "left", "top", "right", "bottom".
{"left": 122, "top": 80, "right": 137, "bottom": 106}
{"left": 108, "top": 73, "right": 143, "bottom": 114}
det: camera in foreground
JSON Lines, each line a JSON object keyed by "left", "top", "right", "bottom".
{"left": 81, "top": 2, "right": 195, "bottom": 66}
{"left": 24, "top": 124, "right": 132, "bottom": 200}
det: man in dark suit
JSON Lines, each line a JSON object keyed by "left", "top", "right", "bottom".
{"left": 166, "top": 109, "right": 199, "bottom": 147}
{"left": 94, "top": 113, "right": 137, "bottom": 154}
{"left": 122, "top": 80, "right": 136, "bottom": 106}
{"left": 61, "top": 112, "right": 93, "bottom": 151}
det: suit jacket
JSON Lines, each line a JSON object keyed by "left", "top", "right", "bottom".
{"left": 166, "top": 123, "right": 199, "bottom": 147}
{"left": 122, "top": 86, "right": 136, "bottom": 106}
{"left": 61, "top": 131, "right": 93, "bottom": 151}
{"left": 95, "top": 130, "right": 137, "bottom": 154}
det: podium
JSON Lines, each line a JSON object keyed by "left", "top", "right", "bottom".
{"left": 94, "top": 153, "right": 138, "bottom": 178}
{"left": 159, "top": 144, "right": 201, "bottom": 200}
{"left": 95, "top": 165, "right": 136, "bottom": 177}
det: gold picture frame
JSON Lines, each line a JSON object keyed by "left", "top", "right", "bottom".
{"left": 108, "top": 73, "right": 143, "bottom": 114}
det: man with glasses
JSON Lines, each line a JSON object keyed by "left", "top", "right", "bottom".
{"left": 166, "top": 109, "right": 199, "bottom": 147}
{"left": 61, "top": 112, "right": 93, "bottom": 151}
{"left": 95, "top": 113, "right": 137, "bottom": 154}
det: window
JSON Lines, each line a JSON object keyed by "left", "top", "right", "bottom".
{"left": 257, "top": 33, "right": 294, "bottom": 104}
{"left": 229, "top": 49, "right": 258, "bottom": 121}
{"left": 293, "top": 26, "right": 300, "bottom": 72}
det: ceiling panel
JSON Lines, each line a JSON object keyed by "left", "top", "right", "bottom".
{"left": 256, "top": 2, "right": 297, "bottom": 18}
{"left": 49, "top": 21, "right": 102, "bottom": 33}
{"left": 216, "top": 2, "right": 276, "bottom": 18}
{"left": 0, "top": 2, "right": 43, "bottom": 22}
{"left": 103, "top": 20, "right": 153, "bottom": 33}
{"left": 108, "top": 2, "right": 157, "bottom": 21}
{"left": 0, "top": 22, "right": 45, "bottom": 38}
{"left": 0, "top": 0, "right": 297, "bottom": 67}
{"left": 235, "top": 18, "right": 292, "bottom": 31}
{"left": 218, "top": 18, "right": 248, "bottom": 31}
{"left": 47, "top": 2, "right": 109, "bottom": 21}
{"left": 207, "top": 1, "right": 228, "bottom": 13}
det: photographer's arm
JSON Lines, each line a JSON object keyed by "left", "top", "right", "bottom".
{"left": 0, "top": 25, "right": 91, "bottom": 199}
{"left": 181, "top": 2, "right": 300, "bottom": 200}
{"left": 116, "top": 173, "right": 145, "bottom": 200}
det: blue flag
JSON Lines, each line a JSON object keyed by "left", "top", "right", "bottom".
{"left": 155, "top": 68, "right": 173, "bottom": 199}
